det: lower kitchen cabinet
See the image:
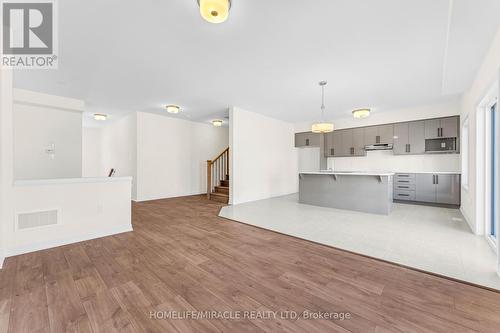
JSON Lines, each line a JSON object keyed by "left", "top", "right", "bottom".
{"left": 395, "top": 173, "right": 460, "bottom": 206}
{"left": 415, "top": 174, "right": 436, "bottom": 203}
{"left": 436, "top": 174, "right": 461, "bottom": 205}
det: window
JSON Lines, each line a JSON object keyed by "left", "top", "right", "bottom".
{"left": 461, "top": 117, "right": 469, "bottom": 190}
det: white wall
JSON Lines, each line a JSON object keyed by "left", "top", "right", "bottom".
{"left": 1, "top": 84, "right": 132, "bottom": 260}
{"left": 0, "top": 67, "right": 14, "bottom": 268}
{"left": 82, "top": 127, "right": 104, "bottom": 177}
{"left": 102, "top": 114, "right": 138, "bottom": 199}
{"left": 230, "top": 107, "right": 298, "bottom": 205}
{"left": 8, "top": 178, "right": 132, "bottom": 256}
{"left": 295, "top": 99, "right": 462, "bottom": 174}
{"left": 298, "top": 147, "right": 321, "bottom": 172}
{"left": 13, "top": 89, "right": 84, "bottom": 180}
{"left": 460, "top": 28, "right": 500, "bottom": 236}
{"left": 136, "top": 112, "right": 229, "bottom": 202}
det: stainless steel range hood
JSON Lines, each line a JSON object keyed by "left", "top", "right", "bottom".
{"left": 364, "top": 143, "right": 393, "bottom": 151}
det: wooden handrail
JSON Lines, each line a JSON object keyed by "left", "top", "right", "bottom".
{"left": 211, "top": 147, "right": 229, "bottom": 164}
{"left": 207, "top": 147, "right": 229, "bottom": 199}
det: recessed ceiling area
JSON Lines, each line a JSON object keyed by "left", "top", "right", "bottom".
{"left": 12, "top": 0, "right": 500, "bottom": 125}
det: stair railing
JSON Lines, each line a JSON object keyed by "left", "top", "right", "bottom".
{"left": 207, "top": 147, "right": 229, "bottom": 199}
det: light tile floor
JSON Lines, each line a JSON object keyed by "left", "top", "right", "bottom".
{"left": 219, "top": 194, "right": 500, "bottom": 290}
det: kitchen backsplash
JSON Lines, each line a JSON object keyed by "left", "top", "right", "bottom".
{"left": 327, "top": 150, "right": 461, "bottom": 173}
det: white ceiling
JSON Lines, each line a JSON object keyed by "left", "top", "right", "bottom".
{"left": 13, "top": 0, "right": 500, "bottom": 126}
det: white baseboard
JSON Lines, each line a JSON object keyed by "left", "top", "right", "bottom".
{"left": 4, "top": 225, "right": 133, "bottom": 258}
{"left": 134, "top": 192, "right": 205, "bottom": 203}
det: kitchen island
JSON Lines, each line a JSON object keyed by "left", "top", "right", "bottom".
{"left": 299, "top": 171, "right": 395, "bottom": 215}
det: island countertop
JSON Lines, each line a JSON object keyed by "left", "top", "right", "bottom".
{"left": 299, "top": 171, "right": 394, "bottom": 215}
{"left": 299, "top": 171, "right": 395, "bottom": 177}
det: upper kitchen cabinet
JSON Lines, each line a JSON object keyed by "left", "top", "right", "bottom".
{"left": 324, "top": 132, "right": 332, "bottom": 156}
{"left": 393, "top": 121, "right": 425, "bottom": 155}
{"left": 440, "top": 117, "right": 459, "bottom": 138}
{"left": 424, "top": 116, "right": 459, "bottom": 139}
{"left": 364, "top": 124, "right": 394, "bottom": 145}
{"left": 321, "top": 115, "right": 459, "bottom": 157}
{"left": 393, "top": 123, "right": 409, "bottom": 155}
{"left": 352, "top": 128, "right": 365, "bottom": 156}
{"left": 332, "top": 131, "right": 342, "bottom": 156}
{"left": 340, "top": 130, "right": 353, "bottom": 156}
{"left": 295, "top": 132, "right": 320, "bottom": 147}
{"left": 326, "top": 129, "right": 365, "bottom": 157}
{"left": 424, "top": 116, "right": 460, "bottom": 153}
{"left": 324, "top": 131, "right": 342, "bottom": 157}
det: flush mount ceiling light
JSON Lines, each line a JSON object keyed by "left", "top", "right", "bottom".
{"left": 166, "top": 105, "right": 180, "bottom": 114}
{"left": 352, "top": 108, "right": 371, "bottom": 119}
{"left": 311, "top": 81, "right": 334, "bottom": 133}
{"left": 94, "top": 113, "right": 107, "bottom": 121}
{"left": 197, "top": 0, "right": 231, "bottom": 24}
{"left": 212, "top": 119, "right": 223, "bottom": 127}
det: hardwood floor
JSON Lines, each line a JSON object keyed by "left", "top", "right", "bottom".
{"left": 1, "top": 195, "right": 500, "bottom": 332}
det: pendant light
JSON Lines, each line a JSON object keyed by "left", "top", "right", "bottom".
{"left": 311, "top": 81, "right": 334, "bottom": 133}
{"left": 197, "top": 0, "right": 231, "bottom": 24}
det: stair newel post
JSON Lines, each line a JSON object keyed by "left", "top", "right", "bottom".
{"left": 207, "top": 160, "right": 212, "bottom": 199}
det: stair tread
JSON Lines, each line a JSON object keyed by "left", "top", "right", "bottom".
{"left": 210, "top": 192, "right": 228, "bottom": 197}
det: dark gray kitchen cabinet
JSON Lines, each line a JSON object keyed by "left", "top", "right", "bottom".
{"left": 295, "top": 132, "right": 320, "bottom": 147}
{"left": 393, "top": 121, "right": 425, "bottom": 155}
{"left": 320, "top": 116, "right": 459, "bottom": 157}
{"left": 425, "top": 116, "right": 459, "bottom": 139}
{"left": 352, "top": 127, "right": 365, "bottom": 156}
{"left": 409, "top": 121, "right": 426, "bottom": 154}
{"left": 325, "top": 131, "right": 342, "bottom": 157}
{"left": 440, "top": 117, "right": 459, "bottom": 138}
{"left": 415, "top": 173, "right": 460, "bottom": 205}
{"left": 393, "top": 123, "right": 409, "bottom": 155}
{"left": 341, "top": 129, "right": 353, "bottom": 156}
{"left": 424, "top": 119, "right": 441, "bottom": 139}
{"left": 415, "top": 174, "right": 437, "bottom": 203}
{"left": 364, "top": 126, "right": 378, "bottom": 146}
{"left": 364, "top": 124, "right": 394, "bottom": 145}
{"left": 324, "top": 132, "right": 332, "bottom": 156}
{"left": 436, "top": 174, "right": 461, "bottom": 205}
{"left": 332, "top": 131, "right": 342, "bottom": 156}
{"left": 335, "top": 129, "right": 365, "bottom": 157}
{"left": 378, "top": 124, "right": 394, "bottom": 144}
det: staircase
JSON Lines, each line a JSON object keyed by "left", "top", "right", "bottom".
{"left": 207, "top": 147, "right": 229, "bottom": 204}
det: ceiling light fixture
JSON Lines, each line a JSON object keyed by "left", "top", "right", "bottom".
{"left": 197, "top": 0, "right": 231, "bottom": 24}
{"left": 166, "top": 105, "right": 180, "bottom": 114}
{"left": 212, "top": 119, "right": 223, "bottom": 127}
{"left": 311, "top": 81, "right": 334, "bottom": 133}
{"left": 94, "top": 113, "right": 107, "bottom": 121}
{"left": 352, "top": 108, "right": 371, "bottom": 119}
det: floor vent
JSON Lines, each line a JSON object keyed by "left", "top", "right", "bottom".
{"left": 17, "top": 209, "right": 58, "bottom": 230}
